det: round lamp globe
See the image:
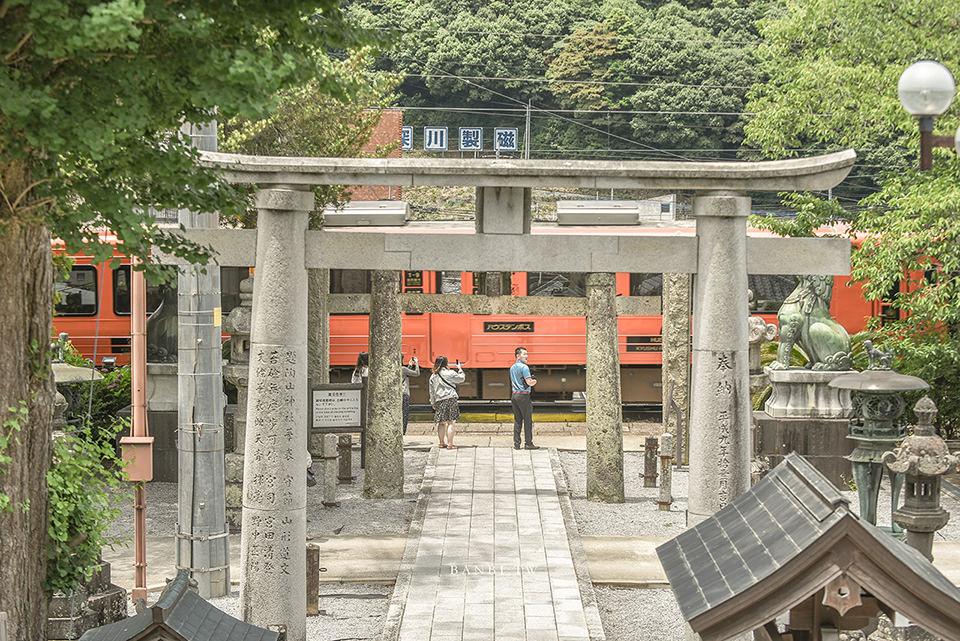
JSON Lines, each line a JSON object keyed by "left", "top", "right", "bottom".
{"left": 898, "top": 60, "right": 956, "bottom": 117}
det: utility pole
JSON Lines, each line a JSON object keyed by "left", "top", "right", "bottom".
{"left": 524, "top": 100, "right": 532, "bottom": 160}
{"left": 176, "top": 120, "right": 230, "bottom": 598}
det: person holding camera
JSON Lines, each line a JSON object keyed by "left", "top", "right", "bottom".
{"left": 510, "top": 346, "right": 538, "bottom": 450}
{"left": 429, "top": 355, "right": 465, "bottom": 450}
{"left": 401, "top": 355, "right": 420, "bottom": 435}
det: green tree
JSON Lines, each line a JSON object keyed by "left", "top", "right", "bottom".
{"left": 546, "top": 1, "right": 768, "bottom": 159}
{"left": 220, "top": 47, "right": 402, "bottom": 225}
{"left": 744, "top": 0, "right": 960, "bottom": 434}
{"left": 0, "top": 3, "right": 366, "bottom": 637}
{"left": 344, "top": 0, "right": 769, "bottom": 159}
{"left": 343, "top": 0, "right": 600, "bottom": 151}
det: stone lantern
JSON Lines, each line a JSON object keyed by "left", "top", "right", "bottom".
{"left": 222, "top": 275, "right": 252, "bottom": 528}
{"left": 828, "top": 345, "right": 928, "bottom": 528}
{"left": 883, "top": 396, "right": 959, "bottom": 560}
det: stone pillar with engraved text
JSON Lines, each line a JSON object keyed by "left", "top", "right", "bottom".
{"left": 239, "top": 187, "right": 313, "bottom": 641}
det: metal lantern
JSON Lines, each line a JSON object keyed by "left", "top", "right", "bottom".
{"left": 829, "top": 348, "right": 928, "bottom": 528}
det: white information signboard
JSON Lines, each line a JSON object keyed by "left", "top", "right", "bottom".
{"left": 309, "top": 383, "right": 365, "bottom": 433}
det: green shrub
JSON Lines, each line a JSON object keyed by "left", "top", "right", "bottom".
{"left": 46, "top": 420, "right": 129, "bottom": 595}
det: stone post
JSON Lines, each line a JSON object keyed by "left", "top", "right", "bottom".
{"left": 239, "top": 187, "right": 313, "bottom": 641}
{"left": 307, "top": 268, "right": 330, "bottom": 458}
{"left": 322, "top": 434, "right": 339, "bottom": 508}
{"left": 306, "top": 544, "right": 320, "bottom": 617}
{"left": 338, "top": 434, "right": 354, "bottom": 484}
{"left": 659, "top": 432, "right": 674, "bottom": 511}
{"left": 364, "top": 270, "right": 404, "bottom": 499}
{"left": 687, "top": 193, "right": 752, "bottom": 526}
{"left": 643, "top": 437, "right": 659, "bottom": 488}
{"left": 662, "top": 273, "right": 691, "bottom": 465}
{"left": 585, "top": 272, "right": 624, "bottom": 503}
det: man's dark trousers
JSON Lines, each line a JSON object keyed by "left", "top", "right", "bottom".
{"left": 512, "top": 392, "right": 533, "bottom": 447}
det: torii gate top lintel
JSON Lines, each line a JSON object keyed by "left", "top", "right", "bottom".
{"left": 198, "top": 149, "right": 856, "bottom": 193}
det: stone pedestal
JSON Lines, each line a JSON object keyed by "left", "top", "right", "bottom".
{"left": 46, "top": 560, "right": 126, "bottom": 640}
{"left": 763, "top": 367, "right": 854, "bottom": 419}
{"left": 134, "top": 362, "right": 180, "bottom": 482}
{"left": 586, "top": 273, "right": 624, "bottom": 503}
{"left": 753, "top": 367, "right": 855, "bottom": 487}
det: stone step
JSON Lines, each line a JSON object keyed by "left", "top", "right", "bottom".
{"left": 46, "top": 610, "right": 100, "bottom": 641}
{"left": 49, "top": 561, "right": 113, "bottom": 604}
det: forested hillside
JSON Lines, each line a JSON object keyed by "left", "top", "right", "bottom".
{"left": 344, "top": 0, "right": 770, "bottom": 161}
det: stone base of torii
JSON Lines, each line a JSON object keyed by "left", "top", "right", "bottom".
{"left": 162, "top": 151, "right": 855, "bottom": 640}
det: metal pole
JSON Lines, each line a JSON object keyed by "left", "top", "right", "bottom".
{"left": 524, "top": 100, "right": 531, "bottom": 160}
{"left": 919, "top": 116, "right": 934, "bottom": 171}
{"left": 131, "top": 255, "right": 149, "bottom": 602}
{"left": 176, "top": 120, "right": 230, "bottom": 598}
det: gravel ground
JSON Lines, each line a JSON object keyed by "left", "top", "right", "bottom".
{"left": 109, "top": 446, "right": 960, "bottom": 641}
{"left": 207, "top": 583, "right": 395, "bottom": 641}
{"left": 558, "top": 450, "right": 689, "bottom": 538}
{"left": 557, "top": 450, "right": 960, "bottom": 641}
{"left": 106, "top": 447, "right": 428, "bottom": 541}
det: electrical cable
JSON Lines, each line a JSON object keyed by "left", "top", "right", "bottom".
{"left": 402, "top": 72, "right": 753, "bottom": 90}
{"left": 369, "top": 26, "right": 762, "bottom": 46}
{"left": 401, "top": 54, "right": 693, "bottom": 160}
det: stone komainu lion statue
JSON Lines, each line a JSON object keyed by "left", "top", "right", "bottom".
{"left": 771, "top": 274, "right": 853, "bottom": 371}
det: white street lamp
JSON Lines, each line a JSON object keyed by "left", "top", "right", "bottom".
{"left": 898, "top": 60, "right": 957, "bottom": 170}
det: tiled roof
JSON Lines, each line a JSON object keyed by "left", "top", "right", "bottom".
{"left": 657, "top": 452, "right": 960, "bottom": 634}
{"left": 79, "top": 570, "right": 279, "bottom": 641}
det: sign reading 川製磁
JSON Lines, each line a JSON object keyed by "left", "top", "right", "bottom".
{"left": 309, "top": 383, "right": 365, "bottom": 433}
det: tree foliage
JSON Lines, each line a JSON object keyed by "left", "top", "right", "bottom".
{"left": 343, "top": 0, "right": 769, "bottom": 160}
{"left": 2, "top": 0, "right": 371, "bottom": 271}
{"left": 1, "top": 2, "right": 371, "bottom": 633}
{"left": 745, "top": 0, "right": 960, "bottom": 435}
{"left": 220, "top": 47, "right": 402, "bottom": 227}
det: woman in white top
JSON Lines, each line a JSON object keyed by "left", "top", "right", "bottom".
{"left": 428, "top": 355, "right": 465, "bottom": 449}
{"left": 351, "top": 352, "right": 369, "bottom": 384}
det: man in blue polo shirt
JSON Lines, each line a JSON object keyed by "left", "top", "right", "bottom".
{"left": 510, "top": 346, "right": 538, "bottom": 450}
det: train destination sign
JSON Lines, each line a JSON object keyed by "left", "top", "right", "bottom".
{"left": 483, "top": 321, "right": 534, "bottom": 333}
{"left": 626, "top": 336, "right": 663, "bottom": 352}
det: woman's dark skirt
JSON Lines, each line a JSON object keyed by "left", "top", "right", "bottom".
{"left": 434, "top": 397, "right": 460, "bottom": 423}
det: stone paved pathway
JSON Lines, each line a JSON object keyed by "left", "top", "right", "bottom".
{"left": 384, "top": 447, "right": 604, "bottom": 641}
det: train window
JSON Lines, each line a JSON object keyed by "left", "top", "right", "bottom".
{"left": 527, "top": 272, "right": 585, "bottom": 297}
{"left": 748, "top": 275, "right": 796, "bottom": 313}
{"left": 113, "top": 266, "right": 163, "bottom": 316}
{"left": 630, "top": 273, "right": 662, "bottom": 297}
{"left": 438, "top": 271, "right": 461, "bottom": 294}
{"left": 330, "top": 269, "right": 371, "bottom": 294}
{"left": 55, "top": 266, "right": 98, "bottom": 316}
{"left": 879, "top": 280, "right": 901, "bottom": 326}
{"left": 471, "top": 272, "right": 512, "bottom": 295}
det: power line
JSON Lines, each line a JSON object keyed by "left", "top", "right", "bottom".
{"left": 401, "top": 54, "right": 693, "bottom": 161}
{"left": 372, "top": 26, "right": 761, "bottom": 46}
{"left": 403, "top": 73, "right": 753, "bottom": 90}
{"left": 397, "top": 105, "right": 757, "bottom": 116}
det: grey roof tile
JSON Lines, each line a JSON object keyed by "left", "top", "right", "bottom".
{"left": 79, "top": 570, "right": 280, "bottom": 641}
{"left": 656, "top": 452, "right": 960, "bottom": 626}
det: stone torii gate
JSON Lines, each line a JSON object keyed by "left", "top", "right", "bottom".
{"left": 181, "top": 150, "right": 855, "bottom": 640}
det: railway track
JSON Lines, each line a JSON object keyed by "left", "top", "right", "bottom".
{"left": 409, "top": 400, "right": 662, "bottom": 421}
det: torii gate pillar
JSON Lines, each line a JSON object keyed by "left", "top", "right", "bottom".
{"left": 687, "top": 192, "right": 752, "bottom": 526}
{"left": 239, "top": 187, "right": 313, "bottom": 641}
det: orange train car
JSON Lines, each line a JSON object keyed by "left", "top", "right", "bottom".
{"left": 55, "top": 230, "right": 888, "bottom": 403}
